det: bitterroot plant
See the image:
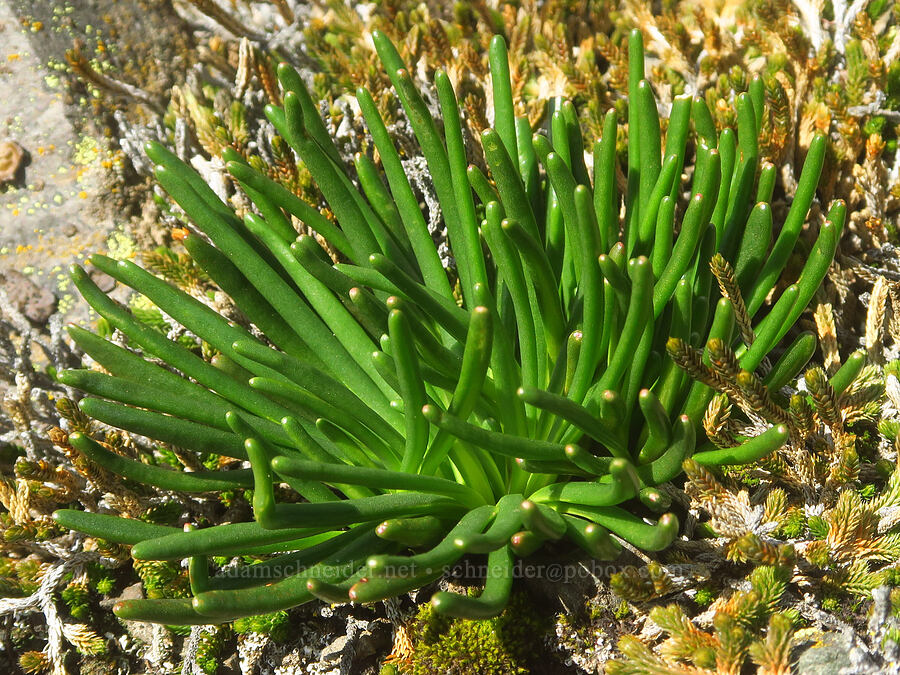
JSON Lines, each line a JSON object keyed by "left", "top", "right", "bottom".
{"left": 51, "top": 31, "right": 842, "bottom": 624}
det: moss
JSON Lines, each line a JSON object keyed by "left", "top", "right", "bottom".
{"left": 194, "top": 627, "right": 228, "bottom": 675}
{"left": 152, "top": 446, "right": 182, "bottom": 470}
{"left": 406, "top": 591, "right": 551, "bottom": 675}
{"left": 133, "top": 559, "right": 189, "bottom": 600}
{"left": 19, "top": 651, "right": 49, "bottom": 674}
{"left": 218, "top": 489, "right": 240, "bottom": 508}
{"left": 851, "top": 426, "right": 881, "bottom": 461}
{"left": 774, "top": 508, "right": 806, "bottom": 539}
{"left": 883, "top": 568, "right": 900, "bottom": 588}
{"left": 612, "top": 599, "right": 631, "bottom": 620}
{"left": 61, "top": 581, "right": 91, "bottom": 620}
{"left": 879, "top": 419, "right": 900, "bottom": 441}
{"left": 140, "top": 502, "right": 183, "bottom": 525}
{"left": 233, "top": 610, "right": 289, "bottom": 642}
{"left": 693, "top": 586, "right": 716, "bottom": 608}
{"left": 883, "top": 627, "right": 900, "bottom": 649}
{"left": 864, "top": 115, "right": 887, "bottom": 137}
{"left": 889, "top": 588, "right": 900, "bottom": 617}
{"left": 201, "top": 452, "right": 220, "bottom": 470}
{"left": 94, "top": 576, "right": 114, "bottom": 595}
{"left": 821, "top": 595, "right": 841, "bottom": 613}
{"left": 17, "top": 559, "right": 44, "bottom": 595}
{"left": 721, "top": 464, "right": 761, "bottom": 488}
{"left": 859, "top": 483, "right": 877, "bottom": 500}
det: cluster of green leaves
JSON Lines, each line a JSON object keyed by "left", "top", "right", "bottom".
{"left": 52, "top": 29, "right": 840, "bottom": 624}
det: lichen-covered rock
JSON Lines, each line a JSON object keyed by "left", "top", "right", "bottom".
{"left": 1, "top": 270, "right": 56, "bottom": 324}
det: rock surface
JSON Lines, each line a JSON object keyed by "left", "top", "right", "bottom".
{"left": 1, "top": 269, "right": 56, "bottom": 323}
{"left": 0, "top": 0, "right": 113, "bottom": 322}
{"left": 0, "top": 0, "right": 195, "bottom": 327}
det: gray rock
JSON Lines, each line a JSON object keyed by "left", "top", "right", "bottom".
{"left": 795, "top": 630, "right": 854, "bottom": 675}
{"left": 99, "top": 581, "right": 143, "bottom": 610}
{"left": 0, "top": 0, "right": 115, "bottom": 324}
{"left": 318, "top": 634, "right": 348, "bottom": 664}
{"left": 2, "top": 269, "right": 56, "bottom": 323}
{"left": 88, "top": 268, "right": 115, "bottom": 292}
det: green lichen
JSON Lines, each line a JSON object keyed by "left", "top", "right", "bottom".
{"left": 73, "top": 136, "right": 100, "bottom": 166}
{"left": 105, "top": 228, "right": 137, "bottom": 261}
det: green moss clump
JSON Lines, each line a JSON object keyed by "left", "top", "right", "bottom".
{"left": 139, "top": 502, "right": 183, "bottom": 525}
{"left": 693, "top": 586, "right": 716, "bottom": 608}
{"left": 61, "top": 581, "right": 91, "bottom": 620}
{"left": 883, "top": 568, "right": 900, "bottom": 588}
{"left": 16, "top": 559, "right": 44, "bottom": 595}
{"left": 195, "top": 627, "right": 229, "bottom": 675}
{"left": 233, "top": 610, "right": 289, "bottom": 642}
{"left": 774, "top": 508, "right": 806, "bottom": 539}
{"left": 86, "top": 562, "right": 115, "bottom": 596}
{"left": 821, "top": 595, "right": 841, "bottom": 613}
{"left": 133, "top": 559, "right": 188, "bottom": 599}
{"left": 612, "top": 600, "right": 631, "bottom": 620}
{"left": 19, "top": 651, "right": 49, "bottom": 674}
{"left": 878, "top": 419, "right": 900, "bottom": 441}
{"left": 94, "top": 577, "right": 114, "bottom": 595}
{"left": 406, "top": 591, "right": 551, "bottom": 675}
